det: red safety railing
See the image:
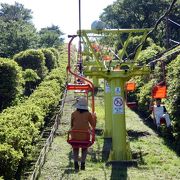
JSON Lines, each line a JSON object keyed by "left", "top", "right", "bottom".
{"left": 66, "top": 35, "right": 95, "bottom": 113}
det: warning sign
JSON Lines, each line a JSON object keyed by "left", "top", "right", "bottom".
{"left": 105, "top": 81, "right": 111, "bottom": 93}
{"left": 113, "top": 96, "right": 124, "bottom": 114}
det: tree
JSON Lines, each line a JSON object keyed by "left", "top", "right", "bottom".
{"left": 39, "top": 25, "right": 64, "bottom": 48}
{"left": 0, "top": 20, "right": 39, "bottom": 58}
{"left": 0, "top": 2, "right": 39, "bottom": 58}
{"left": 100, "top": 0, "right": 171, "bottom": 28}
{"left": 0, "top": 2, "right": 32, "bottom": 22}
{"left": 100, "top": 0, "right": 179, "bottom": 46}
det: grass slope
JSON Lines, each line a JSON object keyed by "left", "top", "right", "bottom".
{"left": 39, "top": 92, "right": 180, "bottom": 180}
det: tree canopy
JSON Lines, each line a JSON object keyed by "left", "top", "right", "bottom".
{"left": 0, "top": 2, "right": 64, "bottom": 58}
{"left": 0, "top": 2, "right": 32, "bottom": 22}
{"left": 39, "top": 25, "right": 64, "bottom": 48}
{"left": 100, "top": 0, "right": 179, "bottom": 46}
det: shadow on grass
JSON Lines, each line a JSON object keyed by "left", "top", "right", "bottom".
{"left": 110, "top": 166, "right": 127, "bottom": 180}
{"left": 102, "top": 138, "right": 128, "bottom": 180}
{"left": 127, "top": 130, "right": 151, "bottom": 141}
{"left": 134, "top": 110, "right": 179, "bottom": 156}
{"left": 59, "top": 151, "right": 75, "bottom": 179}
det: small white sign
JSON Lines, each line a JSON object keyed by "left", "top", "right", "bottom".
{"left": 105, "top": 81, "right": 111, "bottom": 93}
{"left": 115, "top": 87, "right": 121, "bottom": 95}
{"left": 113, "top": 96, "right": 124, "bottom": 114}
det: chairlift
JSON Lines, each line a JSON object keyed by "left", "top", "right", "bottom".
{"left": 125, "top": 82, "right": 137, "bottom": 109}
{"left": 152, "top": 84, "right": 167, "bottom": 99}
{"left": 66, "top": 35, "right": 95, "bottom": 148}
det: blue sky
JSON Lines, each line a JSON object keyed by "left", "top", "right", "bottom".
{"left": 0, "top": 0, "right": 115, "bottom": 40}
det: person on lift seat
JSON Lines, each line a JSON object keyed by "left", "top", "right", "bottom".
{"left": 149, "top": 98, "right": 171, "bottom": 129}
{"left": 71, "top": 97, "right": 96, "bottom": 171}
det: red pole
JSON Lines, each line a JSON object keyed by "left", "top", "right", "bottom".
{"left": 67, "top": 36, "right": 95, "bottom": 113}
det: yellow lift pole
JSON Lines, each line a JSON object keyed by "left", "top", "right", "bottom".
{"left": 80, "top": 29, "right": 151, "bottom": 161}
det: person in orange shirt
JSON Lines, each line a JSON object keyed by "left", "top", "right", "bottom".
{"left": 71, "top": 97, "right": 96, "bottom": 171}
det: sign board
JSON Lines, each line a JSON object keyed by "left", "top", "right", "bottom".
{"left": 115, "top": 87, "right": 121, "bottom": 95}
{"left": 105, "top": 81, "right": 111, "bottom": 93}
{"left": 113, "top": 96, "right": 124, "bottom": 114}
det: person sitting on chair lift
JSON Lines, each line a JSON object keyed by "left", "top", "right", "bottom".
{"left": 149, "top": 98, "right": 171, "bottom": 129}
{"left": 71, "top": 97, "right": 96, "bottom": 171}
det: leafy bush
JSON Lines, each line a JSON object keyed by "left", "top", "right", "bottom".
{"left": 0, "top": 53, "right": 67, "bottom": 179}
{"left": 23, "top": 69, "right": 40, "bottom": 96}
{"left": 136, "top": 79, "right": 155, "bottom": 116}
{"left": 0, "top": 144, "right": 23, "bottom": 179}
{"left": 40, "top": 48, "right": 57, "bottom": 71}
{"left": 165, "top": 55, "right": 180, "bottom": 146}
{"left": 13, "top": 49, "right": 48, "bottom": 79}
{"left": 0, "top": 58, "right": 24, "bottom": 111}
{"left": 48, "top": 48, "right": 59, "bottom": 61}
{"left": 136, "top": 43, "right": 163, "bottom": 64}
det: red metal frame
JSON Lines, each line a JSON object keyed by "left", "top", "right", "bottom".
{"left": 152, "top": 85, "right": 167, "bottom": 99}
{"left": 125, "top": 82, "right": 137, "bottom": 109}
{"left": 67, "top": 35, "right": 95, "bottom": 113}
{"left": 152, "top": 60, "right": 167, "bottom": 99}
{"left": 67, "top": 84, "right": 92, "bottom": 91}
{"left": 67, "top": 129, "right": 95, "bottom": 148}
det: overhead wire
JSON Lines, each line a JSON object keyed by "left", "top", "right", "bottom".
{"left": 168, "top": 18, "right": 180, "bottom": 27}
{"left": 147, "top": 47, "right": 180, "bottom": 65}
{"left": 125, "top": 0, "right": 178, "bottom": 61}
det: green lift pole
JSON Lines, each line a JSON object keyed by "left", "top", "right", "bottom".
{"left": 80, "top": 29, "right": 151, "bottom": 161}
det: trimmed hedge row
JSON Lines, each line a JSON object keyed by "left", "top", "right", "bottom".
{"left": 0, "top": 47, "right": 61, "bottom": 112}
{"left": 165, "top": 55, "right": 180, "bottom": 149}
{"left": 0, "top": 54, "right": 67, "bottom": 179}
{"left": 13, "top": 49, "right": 48, "bottom": 79}
{"left": 0, "top": 58, "right": 24, "bottom": 111}
{"left": 133, "top": 45, "right": 180, "bottom": 152}
{"left": 40, "top": 48, "right": 57, "bottom": 71}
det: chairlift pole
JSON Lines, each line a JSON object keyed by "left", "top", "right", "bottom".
{"left": 78, "top": 0, "right": 82, "bottom": 73}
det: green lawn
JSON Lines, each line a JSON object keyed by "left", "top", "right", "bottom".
{"left": 39, "top": 92, "right": 180, "bottom": 180}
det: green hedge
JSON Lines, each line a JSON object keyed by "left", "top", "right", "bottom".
{"left": 0, "top": 144, "right": 23, "bottom": 179}
{"left": 0, "top": 58, "right": 24, "bottom": 111}
{"left": 0, "top": 56, "right": 67, "bottom": 179}
{"left": 165, "top": 55, "right": 180, "bottom": 148}
{"left": 40, "top": 48, "right": 57, "bottom": 71}
{"left": 13, "top": 49, "right": 48, "bottom": 79}
{"left": 48, "top": 47, "right": 59, "bottom": 60}
{"left": 133, "top": 47, "right": 180, "bottom": 152}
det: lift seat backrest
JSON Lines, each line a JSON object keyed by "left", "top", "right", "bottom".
{"left": 126, "top": 82, "right": 136, "bottom": 91}
{"left": 127, "top": 102, "right": 137, "bottom": 109}
{"left": 67, "top": 84, "right": 92, "bottom": 91}
{"left": 67, "top": 129, "right": 95, "bottom": 148}
{"left": 152, "top": 85, "right": 167, "bottom": 99}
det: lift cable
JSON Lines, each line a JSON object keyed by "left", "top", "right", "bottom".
{"left": 78, "top": 0, "right": 83, "bottom": 74}
{"left": 169, "top": 39, "right": 180, "bottom": 44}
{"left": 168, "top": 18, "right": 180, "bottom": 27}
{"left": 125, "top": 0, "right": 178, "bottom": 61}
{"left": 145, "top": 43, "right": 180, "bottom": 64}
{"left": 147, "top": 47, "right": 180, "bottom": 65}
